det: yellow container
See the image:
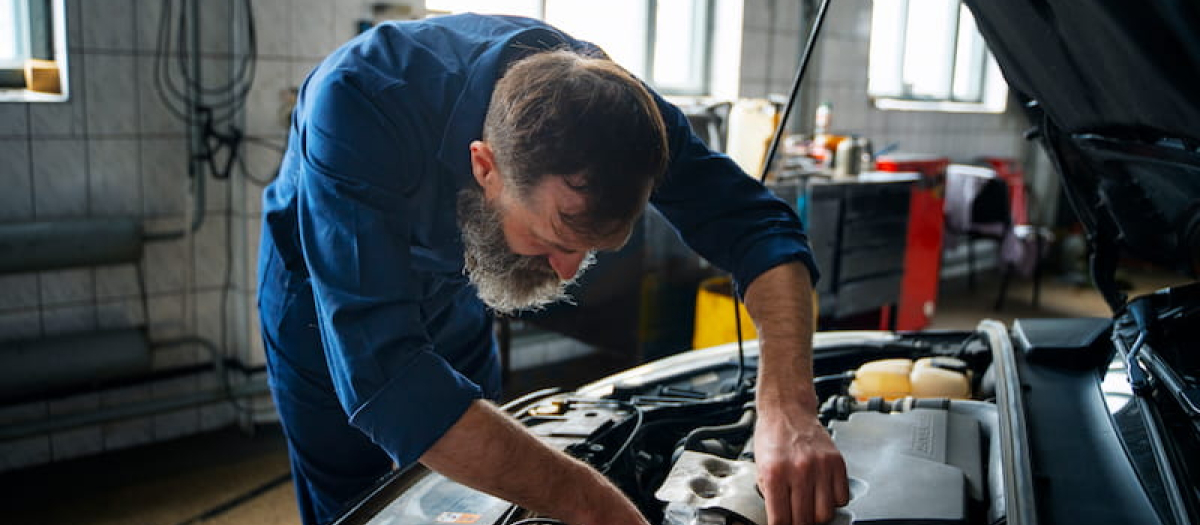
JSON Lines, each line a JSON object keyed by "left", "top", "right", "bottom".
{"left": 848, "top": 357, "right": 972, "bottom": 400}
{"left": 692, "top": 276, "right": 757, "bottom": 349}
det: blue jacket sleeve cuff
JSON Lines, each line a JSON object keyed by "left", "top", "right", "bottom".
{"left": 731, "top": 234, "right": 821, "bottom": 299}
{"left": 348, "top": 350, "right": 484, "bottom": 467}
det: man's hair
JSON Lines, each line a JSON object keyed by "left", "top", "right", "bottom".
{"left": 483, "top": 49, "right": 669, "bottom": 240}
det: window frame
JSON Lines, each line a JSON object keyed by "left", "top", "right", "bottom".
{"left": 868, "top": 0, "right": 1006, "bottom": 113}
{"left": 0, "top": 0, "right": 68, "bottom": 102}
{"left": 424, "top": 0, "right": 717, "bottom": 97}
{"left": 643, "top": 0, "right": 715, "bottom": 96}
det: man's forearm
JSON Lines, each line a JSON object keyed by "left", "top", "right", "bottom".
{"left": 742, "top": 261, "right": 849, "bottom": 525}
{"left": 742, "top": 261, "right": 818, "bottom": 412}
{"left": 421, "top": 399, "right": 647, "bottom": 525}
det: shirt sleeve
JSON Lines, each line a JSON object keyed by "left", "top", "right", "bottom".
{"left": 294, "top": 72, "right": 484, "bottom": 466}
{"left": 649, "top": 92, "right": 821, "bottom": 295}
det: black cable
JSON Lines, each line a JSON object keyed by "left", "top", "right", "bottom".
{"left": 238, "top": 149, "right": 278, "bottom": 187}
{"left": 171, "top": 0, "right": 257, "bottom": 116}
{"left": 243, "top": 135, "right": 287, "bottom": 153}
{"left": 498, "top": 505, "right": 524, "bottom": 525}
{"left": 682, "top": 406, "right": 756, "bottom": 451}
{"left": 732, "top": 281, "right": 747, "bottom": 395}
{"left": 600, "top": 401, "right": 644, "bottom": 474}
{"left": 155, "top": 0, "right": 258, "bottom": 125}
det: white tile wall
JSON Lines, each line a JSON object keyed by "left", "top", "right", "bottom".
{"left": 100, "top": 384, "right": 154, "bottom": 451}
{"left": 81, "top": 0, "right": 137, "bottom": 52}
{"left": 194, "top": 289, "right": 226, "bottom": 350}
{"left": 95, "top": 297, "right": 146, "bottom": 329}
{"left": 139, "top": 138, "right": 189, "bottom": 217}
{"left": 146, "top": 292, "right": 187, "bottom": 340}
{"left": 738, "top": 30, "right": 769, "bottom": 84}
{"left": 192, "top": 216, "right": 229, "bottom": 290}
{"left": 95, "top": 265, "right": 141, "bottom": 300}
{"left": 200, "top": 1, "right": 236, "bottom": 57}
{"left": 0, "top": 274, "right": 39, "bottom": 310}
{"left": 0, "top": 436, "right": 51, "bottom": 471}
{"left": 247, "top": 309, "right": 266, "bottom": 366}
{"left": 741, "top": 0, "right": 771, "bottom": 30}
{"left": 38, "top": 268, "right": 94, "bottom": 305}
{"left": 245, "top": 59, "right": 292, "bottom": 137}
{"left": 134, "top": 54, "right": 185, "bottom": 136}
{"left": 152, "top": 342, "right": 203, "bottom": 371}
{"left": 291, "top": 0, "right": 340, "bottom": 60}
{"left": 142, "top": 232, "right": 188, "bottom": 294}
{"left": 0, "top": 399, "right": 48, "bottom": 426}
{"left": 133, "top": 0, "right": 162, "bottom": 52}
{"left": 49, "top": 394, "right": 104, "bottom": 461}
{"left": 88, "top": 138, "right": 143, "bottom": 216}
{"left": 252, "top": 0, "right": 292, "bottom": 58}
{"left": 41, "top": 303, "right": 97, "bottom": 335}
{"left": 768, "top": 32, "right": 802, "bottom": 86}
{"left": 0, "top": 104, "right": 29, "bottom": 136}
{"left": 0, "top": 310, "right": 41, "bottom": 342}
{"left": 84, "top": 54, "right": 140, "bottom": 137}
{"left": 102, "top": 415, "right": 155, "bottom": 451}
{"left": 31, "top": 139, "right": 88, "bottom": 218}
{"left": 152, "top": 377, "right": 200, "bottom": 440}
{"left": 0, "top": 139, "right": 34, "bottom": 222}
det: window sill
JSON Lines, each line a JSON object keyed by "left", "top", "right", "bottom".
{"left": 871, "top": 96, "right": 1006, "bottom": 114}
{"left": 0, "top": 88, "right": 67, "bottom": 103}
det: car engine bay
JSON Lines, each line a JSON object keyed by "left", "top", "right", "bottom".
{"left": 347, "top": 329, "right": 1019, "bottom": 525}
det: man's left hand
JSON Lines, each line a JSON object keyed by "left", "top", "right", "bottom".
{"left": 754, "top": 404, "right": 849, "bottom": 525}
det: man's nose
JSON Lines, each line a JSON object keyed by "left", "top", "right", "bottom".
{"left": 547, "top": 251, "right": 586, "bottom": 280}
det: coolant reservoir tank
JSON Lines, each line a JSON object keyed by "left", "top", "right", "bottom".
{"left": 847, "top": 359, "right": 912, "bottom": 400}
{"left": 910, "top": 357, "right": 972, "bottom": 399}
{"left": 848, "top": 357, "right": 971, "bottom": 400}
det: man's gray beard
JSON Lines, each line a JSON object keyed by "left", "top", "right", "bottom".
{"left": 457, "top": 186, "right": 596, "bottom": 315}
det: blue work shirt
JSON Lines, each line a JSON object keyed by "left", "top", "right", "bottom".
{"left": 258, "top": 13, "right": 817, "bottom": 469}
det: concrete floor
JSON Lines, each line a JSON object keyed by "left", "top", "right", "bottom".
{"left": 3, "top": 267, "right": 1187, "bottom": 525}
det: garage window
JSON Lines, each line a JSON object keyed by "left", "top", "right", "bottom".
{"left": 0, "top": 0, "right": 68, "bottom": 102}
{"left": 425, "top": 0, "right": 714, "bottom": 96}
{"left": 867, "top": 0, "right": 1007, "bottom": 113}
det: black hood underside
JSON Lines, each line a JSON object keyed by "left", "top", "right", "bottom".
{"left": 963, "top": 0, "right": 1200, "bottom": 309}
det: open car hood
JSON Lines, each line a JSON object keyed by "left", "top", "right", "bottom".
{"left": 964, "top": 0, "right": 1200, "bottom": 310}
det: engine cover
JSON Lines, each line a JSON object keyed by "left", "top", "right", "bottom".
{"left": 830, "top": 408, "right": 983, "bottom": 524}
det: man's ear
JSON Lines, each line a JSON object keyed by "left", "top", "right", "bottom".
{"left": 469, "top": 141, "right": 501, "bottom": 198}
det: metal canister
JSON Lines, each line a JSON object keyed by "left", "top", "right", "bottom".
{"left": 835, "top": 135, "right": 864, "bottom": 177}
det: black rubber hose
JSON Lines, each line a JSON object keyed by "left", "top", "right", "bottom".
{"left": 682, "top": 407, "right": 757, "bottom": 452}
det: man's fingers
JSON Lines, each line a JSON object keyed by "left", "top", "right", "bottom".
{"left": 789, "top": 458, "right": 814, "bottom": 525}
{"left": 761, "top": 464, "right": 792, "bottom": 525}
{"left": 834, "top": 455, "right": 851, "bottom": 507}
{"left": 812, "top": 461, "right": 833, "bottom": 524}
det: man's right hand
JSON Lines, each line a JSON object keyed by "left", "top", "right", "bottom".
{"left": 421, "top": 399, "right": 650, "bottom": 525}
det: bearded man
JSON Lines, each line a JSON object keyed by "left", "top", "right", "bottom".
{"left": 258, "top": 13, "right": 847, "bottom": 525}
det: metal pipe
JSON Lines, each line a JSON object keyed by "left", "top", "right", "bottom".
{"left": 0, "top": 328, "right": 151, "bottom": 402}
{"left": 0, "top": 219, "right": 143, "bottom": 274}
